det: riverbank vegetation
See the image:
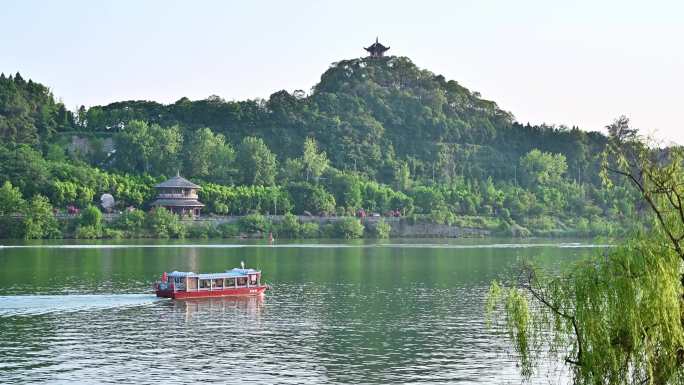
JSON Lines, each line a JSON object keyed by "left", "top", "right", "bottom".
{"left": 0, "top": 58, "right": 642, "bottom": 239}
{"left": 487, "top": 122, "right": 684, "bottom": 384}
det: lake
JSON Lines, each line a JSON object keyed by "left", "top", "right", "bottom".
{"left": 0, "top": 239, "right": 606, "bottom": 384}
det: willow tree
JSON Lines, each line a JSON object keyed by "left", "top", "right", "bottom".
{"left": 487, "top": 117, "right": 684, "bottom": 384}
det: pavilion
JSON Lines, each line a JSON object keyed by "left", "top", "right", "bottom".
{"left": 150, "top": 173, "right": 204, "bottom": 218}
{"left": 364, "top": 37, "right": 390, "bottom": 58}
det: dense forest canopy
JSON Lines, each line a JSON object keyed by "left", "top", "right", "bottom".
{"left": 0, "top": 56, "right": 640, "bottom": 238}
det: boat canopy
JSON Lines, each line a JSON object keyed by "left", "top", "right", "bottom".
{"left": 167, "top": 268, "right": 260, "bottom": 280}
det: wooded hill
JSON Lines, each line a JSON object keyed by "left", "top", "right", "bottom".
{"left": 0, "top": 56, "right": 639, "bottom": 238}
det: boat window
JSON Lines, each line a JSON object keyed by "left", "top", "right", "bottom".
{"left": 187, "top": 278, "right": 198, "bottom": 290}
{"left": 199, "top": 279, "right": 210, "bottom": 289}
{"left": 226, "top": 278, "right": 236, "bottom": 287}
{"left": 237, "top": 277, "right": 247, "bottom": 287}
{"left": 212, "top": 279, "right": 223, "bottom": 287}
{"left": 250, "top": 275, "right": 257, "bottom": 284}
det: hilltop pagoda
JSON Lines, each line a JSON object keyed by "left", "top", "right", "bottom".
{"left": 150, "top": 173, "right": 204, "bottom": 218}
{"left": 364, "top": 37, "right": 390, "bottom": 58}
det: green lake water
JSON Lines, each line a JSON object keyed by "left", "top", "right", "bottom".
{"left": 0, "top": 239, "right": 607, "bottom": 384}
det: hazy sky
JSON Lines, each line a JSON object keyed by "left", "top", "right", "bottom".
{"left": 2, "top": 0, "right": 683, "bottom": 143}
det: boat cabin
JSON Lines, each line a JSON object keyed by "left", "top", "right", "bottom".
{"left": 163, "top": 268, "right": 261, "bottom": 292}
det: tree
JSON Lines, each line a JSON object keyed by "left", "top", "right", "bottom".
{"left": 0, "top": 181, "right": 25, "bottom": 216}
{"left": 22, "top": 195, "right": 60, "bottom": 239}
{"left": 113, "top": 120, "right": 182, "bottom": 174}
{"left": 113, "top": 208, "right": 145, "bottom": 236}
{"left": 371, "top": 218, "right": 391, "bottom": 238}
{"left": 519, "top": 149, "right": 568, "bottom": 188}
{"left": 280, "top": 158, "right": 304, "bottom": 184}
{"left": 302, "top": 137, "right": 329, "bottom": 182}
{"left": 287, "top": 182, "right": 336, "bottom": 215}
{"left": 145, "top": 207, "right": 185, "bottom": 238}
{"left": 331, "top": 217, "right": 364, "bottom": 239}
{"left": 329, "top": 171, "right": 362, "bottom": 210}
{"left": 80, "top": 205, "right": 102, "bottom": 228}
{"left": 488, "top": 119, "right": 684, "bottom": 384}
{"left": 393, "top": 160, "right": 411, "bottom": 191}
{"left": 182, "top": 127, "right": 235, "bottom": 183}
{"left": 276, "top": 212, "right": 301, "bottom": 238}
{"left": 235, "top": 136, "right": 277, "bottom": 186}
{"left": 0, "top": 180, "right": 26, "bottom": 238}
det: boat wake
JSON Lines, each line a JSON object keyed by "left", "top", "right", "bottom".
{"left": 0, "top": 294, "right": 159, "bottom": 317}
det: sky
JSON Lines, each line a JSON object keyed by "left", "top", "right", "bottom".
{"left": 2, "top": 0, "right": 683, "bottom": 143}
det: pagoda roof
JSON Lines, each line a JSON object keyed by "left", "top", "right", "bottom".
{"left": 364, "top": 37, "right": 390, "bottom": 52}
{"left": 150, "top": 199, "right": 205, "bottom": 207}
{"left": 154, "top": 175, "right": 201, "bottom": 189}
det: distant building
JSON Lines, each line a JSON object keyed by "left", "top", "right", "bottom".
{"left": 364, "top": 37, "right": 390, "bottom": 58}
{"left": 150, "top": 174, "right": 204, "bottom": 218}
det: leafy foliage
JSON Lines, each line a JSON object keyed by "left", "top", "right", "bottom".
{"left": 236, "top": 136, "right": 277, "bottom": 186}
{"left": 0, "top": 73, "right": 75, "bottom": 144}
{"left": 370, "top": 218, "right": 392, "bottom": 238}
{"left": 0, "top": 181, "right": 25, "bottom": 216}
{"left": 238, "top": 213, "right": 269, "bottom": 234}
{"left": 488, "top": 119, "right": 684, "bottom": 384}
{"left": 0, "top": 59, "right": 646, "bottom": 238}
{"left": 332, "top": 217, "right": 364, "bottom": 239}
{"left": 22, "top": 195, "right": 60, "bottom": 239}
{"left": 144, "top": 207, "right": 185, "bottom": 238}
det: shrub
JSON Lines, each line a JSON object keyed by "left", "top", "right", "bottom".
{"left": 80, "top": 205, "right": 102, "bottom": 228}
{"left": 145, "top": 207, "right": 185, "bottom": 238}
{"left": 113, "top": 209, "right": 145, "bottom": 236}
{"left": 75, "top": 225, "right": 100, "bottom": 239}
{"left": 300, "top": 222, "right": 320, "bottom": 238}
{"left": 0, "top": 216, "right": 23, "bottom": 239}
{"left": 22, "top": 195, "right": 61, "bottom": 239}
{"left": 332, "top": 217, "right": 364, "bottom": 239}
{"left": 321, "top": 223, "right": 335, "bottom": 238}
{"left": 525, "top": 215, "right": 556, "bottom": 232}
{"left": 238, "top": 213, "right": 269, "bottom": 234}
{"left": 371, "top": 218, "right": 391, "bottom": 238}
{"left": 509, "top": 223, "right": 531, "bottom": 237}
{"left": 187, "top": 223, "right": 210, "bottom": 239}
{"left": 430, "top": 206, "right": 456, "bottom": 225}
{"left": 277, "top": 213, "right": 301, "bottom": 238}
{"left": 217, "top": 222, "right": 240, "bottom": 237}
{"left": 102, "top": 228, "right": 124, "bottom": 239}
{"left": 575, "top": 217, "right": 590, "bottom": 236}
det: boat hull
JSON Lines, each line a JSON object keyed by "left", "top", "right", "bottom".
{"left": 156, "top": 286, "right": 267, "bottom": 299}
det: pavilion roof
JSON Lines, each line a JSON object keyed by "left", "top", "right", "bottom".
{"left": 154, "top": 175, "right": 200, "bottom": 189}
{"left": 364, "top": 37, "right": 390, "bottom": 52}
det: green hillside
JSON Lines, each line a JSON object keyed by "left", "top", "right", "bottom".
{"left": 0, "top": 56, "right": 640, "bottom": 239}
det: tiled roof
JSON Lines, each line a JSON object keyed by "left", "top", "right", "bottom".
{"left": 154, "top": 175, "right": 201, "bottom": 189}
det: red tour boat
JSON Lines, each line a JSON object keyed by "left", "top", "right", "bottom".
{"left": 155, "top": 266, "right": 268, "bottom": 299}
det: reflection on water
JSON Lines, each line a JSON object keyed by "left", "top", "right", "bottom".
{"left": 171, "top": 296, "right": 264, "bottom": 321}
{"left": 0, "top": 240, "right": 598, "bottom": 384}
